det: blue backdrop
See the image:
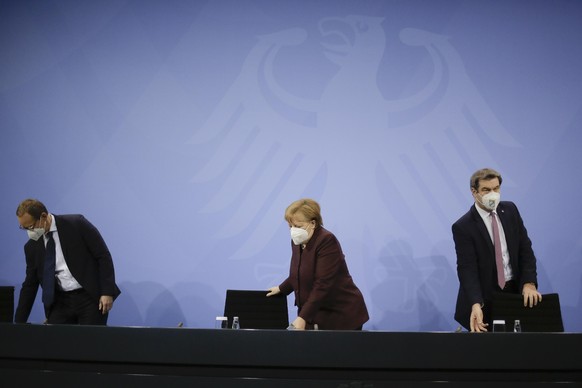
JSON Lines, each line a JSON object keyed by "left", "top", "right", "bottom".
{"left": 1, "top": 0, "right": 581, "bottom": 331}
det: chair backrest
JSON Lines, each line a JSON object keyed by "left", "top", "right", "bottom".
{"left": 0, "top": 286, "right": 14, "bottom": 323}
{"left": 223, "top": 289, "right": 289, "bottom": 329}
{"left": 491, "top": 292, "right": 564, "bottom": 332}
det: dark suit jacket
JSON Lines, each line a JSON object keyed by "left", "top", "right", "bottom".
{"left": 15, "top": 214, "right": 121, "bottom": 323}
{"left": 279, "top": 227, "right": 369, "bottom": 330}
{"left": 452, "top": 201, "right": 538, "bottom": 330}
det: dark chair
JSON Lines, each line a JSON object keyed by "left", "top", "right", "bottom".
{"left": 491, "top": 292, "right": 564, "bottom": 332}
{"left": 223, "top": 289, "right": 289, "bottom": 329}
{"left": 0, "top": 286, "right": 14, "bottom": 323}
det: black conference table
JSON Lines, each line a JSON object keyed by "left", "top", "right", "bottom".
{"left": 0, "top": 323, "right": 580, "bottom": 387}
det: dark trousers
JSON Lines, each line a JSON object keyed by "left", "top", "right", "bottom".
{"left": 46, "top": 288, "right": 108, "bottom": 325}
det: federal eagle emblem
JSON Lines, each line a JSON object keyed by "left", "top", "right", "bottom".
{"left": 190, "top": 15, "right": 518, "bottom": 266}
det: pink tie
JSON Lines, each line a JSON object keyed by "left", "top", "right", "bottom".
{"left": 491, "top": 212, "right": 505, "bottom": 289}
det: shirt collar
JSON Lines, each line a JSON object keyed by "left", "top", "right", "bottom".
{"left": 474, "top": 202, "right": 496, "bottom": 223}
{"left": 48, "top": 213, "right": 57, "bottom": 233}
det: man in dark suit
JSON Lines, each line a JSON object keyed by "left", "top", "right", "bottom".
{"left": 15, "top": 199, "right": 120, "bottom": 325}
{"left": 452, "top": 168, "right": 541, "bottom": 332}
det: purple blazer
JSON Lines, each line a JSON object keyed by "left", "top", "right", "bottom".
{"left": 279, "top": 226, "right": 369, "bottom": 330}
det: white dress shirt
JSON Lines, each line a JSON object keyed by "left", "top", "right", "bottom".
{"left": 474, "top": 203, "right": 514, "bottom": 282}
{"left": 43, "top": 213, "right": 83, "bottom": 291}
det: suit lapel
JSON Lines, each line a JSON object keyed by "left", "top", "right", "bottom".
{"left": 496, "top": 203, "right": 509, "bottom": 230}
{"left": 496, "top": 203, "right": 513, "bottom": 253}
{"left": 470, "top": 206, "right": 495, "bottom": 256}
{"left": 53, "top": 215, "right": 68, "bottom": 258}
{"left": 496, "top": 203, "right": 515, "bottom": 267}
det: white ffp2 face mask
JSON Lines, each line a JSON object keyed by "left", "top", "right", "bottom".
{"left": 27, "top": 228, "right": 45, "bottom": 241}
{"left": 480, "top": 191, "right": 500, "bottom": 211}
{"left": 290, "top": 227, "right": 309, "bottom": 245}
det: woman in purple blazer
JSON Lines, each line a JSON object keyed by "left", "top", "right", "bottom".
{"left": 267, "top": 199, "right": 369, "bottom": 330}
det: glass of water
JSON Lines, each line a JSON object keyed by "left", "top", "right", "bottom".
{"left": 215, "top": 316, "right": 228, "bottom": 329}
{"left": 492, "top": 319, "right": 506, "bottom": 332}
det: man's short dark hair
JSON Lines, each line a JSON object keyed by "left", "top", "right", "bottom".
{"left": 470, "top": 168, "right": 503, "bottom": 190}
{"left": 16, "top": 199, "right": 48, "bottom": 219}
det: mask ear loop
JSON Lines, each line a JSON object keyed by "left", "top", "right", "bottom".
{"left": 472, "top": 189, "right": 486, "bottom": 209}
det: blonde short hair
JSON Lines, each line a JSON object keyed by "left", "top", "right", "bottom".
{"left": 284, "top": 198, "right": 323, "bottom": 227}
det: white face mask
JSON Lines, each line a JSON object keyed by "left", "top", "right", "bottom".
{"left": 27, "top": 228, "right": 45, "bottom": 241}
{"left": 479, "top": 191, "right": 500, "bottom": 211}
{"left": 290, "top": 226, "right": 310, "bottom": 245}
{"left": 25, "top": 216, "right": 46, "bottom": 241}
